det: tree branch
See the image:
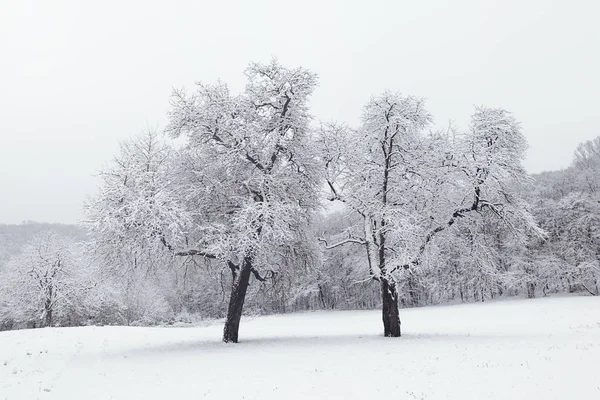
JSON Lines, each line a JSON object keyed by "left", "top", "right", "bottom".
{"left": 318, "top": 236, "right": 366, "bottom": 249}
{"left": 250, "top": 267, "right": 271, "bottom": 282}
{"left": 174, "top": 249, "right": 217, "bottom": 259}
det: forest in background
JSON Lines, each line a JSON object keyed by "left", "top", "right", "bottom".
{"left": 1, "top": 61, "right": 598, "bottom": 341}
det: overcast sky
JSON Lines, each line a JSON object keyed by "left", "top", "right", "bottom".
{"left": 1, "top": 0, "right": 599, "bottom": 224}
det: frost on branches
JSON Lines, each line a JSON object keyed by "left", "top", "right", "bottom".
{"left": 522, "top": 136, "right": 600, "bottom": 297}
{"left": 87, "top": 60, "right": 321, "bottom": 342}
{"left": 85, "top": 129, "right": 190, "bottom": 271}
{"left": 320, "top": 94, "right": 542, "bottom": 337}
{"left": 0, "top": 232, "right": 94, "bottom": 329}
{"left": 84, "top": 62, "right": 550, "bottom": 341}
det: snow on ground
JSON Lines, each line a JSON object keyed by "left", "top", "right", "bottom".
{"left": 1, "top": 296, "right": 599, "bottom": 400}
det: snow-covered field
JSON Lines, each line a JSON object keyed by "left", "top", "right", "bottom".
{"left": 1, "top": 296, "right": 599, "bottom": 400}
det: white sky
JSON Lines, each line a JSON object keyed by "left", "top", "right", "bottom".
{"left": 1, "top": 0, "right": 599, "bottom": 224}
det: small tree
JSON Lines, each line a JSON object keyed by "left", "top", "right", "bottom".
{"left": 0, "top": 232, "right": 91, "bottom": 328}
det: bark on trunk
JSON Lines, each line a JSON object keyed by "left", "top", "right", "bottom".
{"left": 526, "top": 282, "right": 536, "bottom": 299}
{"left": 407, "top": 274, "right": 419, "bottom": 306}
{"left": 222, "top": 257, "right": 253, "bottom": 343}
{"left": 381, "top": 278, "right": 401, "bottom": 337}
{"left": 44, "top": 289, "right": 53, "bottom": 327}
{"left": 44, "top": 305, "right": 53, "bottom": 327}
{"left": 567, "top": 278, "right": 575, "bottom": 293}
{"left": 318, "top": 284, "right": 326, "bottom": 309}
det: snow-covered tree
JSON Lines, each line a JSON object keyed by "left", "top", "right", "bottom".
{"left": 319, "top": 92, "right": 434, "bottom": 336}
{"left": 87, "top": 60, "right": 321, "bottom": 342}
{"left": 0, "top": 232, "right": 93, "bottom": 328}
{"left": 520, "top": 136, "right": 600, "bottom": 298}
{"left": 320, "top": 95, "right": 541, "bottom": 337}
{"left": 165, "top": 60, "right": 321, "bottom": 342}
{"left": 85, "top": 129, "right": 190, "bottom": 269}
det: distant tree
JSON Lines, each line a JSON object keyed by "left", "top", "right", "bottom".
{"left": 293, "top": 212, "right": 379, "bottom": 311}
{"left": 522, "top": 136, "right": 600, "bottom": 298}
{"left": 573, "top": 136, "right": 600, "bottom": 171}
{"left": 554, "top": 193, "right": 600, "bottom": 295}
{"left": 0, "top": 232, "right": 93, "bottom": 328}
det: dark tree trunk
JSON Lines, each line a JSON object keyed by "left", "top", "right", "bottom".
{"left": 318, "top": 284, "right": 326, "bottom": 309}
{"left": 567, "top": 278, "right": 575, "bottom": 293}
{"left": 44, "top": 287, "right": 53, "bottom": 327}
{"left": 526, "top": 282, "right": 536, "bottom": 299}
{"left": 381, "top": 278, "right": 401, "bottom": 337}
{"left": 407, "top": 274, "right": 419, "bottom": 306}
{"left": 223, "top": 257, "right": 253, "bottom": 343}
{"left": 376, "top": 125, "right": 401, "bottom": 338}
{"left": 44, "top": 304, "right": 53, "bottom": 327}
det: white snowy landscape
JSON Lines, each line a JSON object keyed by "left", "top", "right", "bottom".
{"left": 1, "top": 296, "right": 599, "bottom": 399}
{"left": 2, "top": 1, "right": 600, "bottom": 399}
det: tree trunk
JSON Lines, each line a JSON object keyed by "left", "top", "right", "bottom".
{"left": 567, "top": 278, "right": 575, "bottom": 293}
{"left": 407, "top": 274, "right": 419, "bottom": 306}
{"left": 381, "top": 278, "right": 401, "bottom": 337}
{"left": 44, "top": 288, "right": 53, "bottom": 327}
{"left": 526, "top": 282, "right": 536, "bottom": 299}
{"left": 318, "top": 284, "right": 326, "bottom": 309}
{"left": 44, "top": 304, "right": 53, "bottom": 327}
{"left": 223, "top": 257, "right": 253, "bottom": 343}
